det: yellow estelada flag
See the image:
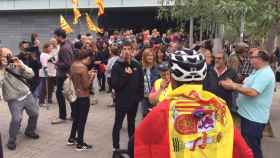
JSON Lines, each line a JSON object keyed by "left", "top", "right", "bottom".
{"left": 73, "top": 8, "right": 81, "bottom": 24}
{"left": 60, "top": 15, "right": 73, "bottom": 33}
{"left": 85, "top": 13, "right": 103, "bottom": 33}
{"left": 96, "top": 0, "right": 104, "bottom": 16}
{"left": 72, "top": 0, "right": 79, "bottom": 7}
{"left": 71, "top": 0, "right": 81, "bottom": 24}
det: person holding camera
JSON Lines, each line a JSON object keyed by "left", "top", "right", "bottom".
{"left": 17, "top": 41, "right": 42, "bottom": 98}
{"left": 17, "top": 40, "right": 31, "bottom": 65}
{"left": 52, "top": 28, "right": 74, "bottom": 124}
{"left": 0, "top": 48, "right": 39, "bottom": 151}
{"left": 38, "top": 42, "right": 56, "bottom": 105}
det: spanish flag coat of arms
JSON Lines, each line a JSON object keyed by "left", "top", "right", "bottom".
{"left": 135, "top": 84, "right": 253, "bottom": 158}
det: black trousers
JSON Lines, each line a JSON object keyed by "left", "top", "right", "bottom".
{"left": 112, "top": 107, "right": 138, "bottom": 149}
{"left": 69, "top": 97, "right": 90, "bottom": 145}
{"left": 39, "top": 77, "right": 56, "bottom": 104}
{"left": 107, "top": 77, "right": 112, "bottom": 92}
{"left": 128, "top": 135, "right": 134, "bottom": 158}
{"left": 56, "top": 76, "right": 68, "bottom": 119}
{"left": 0, "top": 132, "right": 3, "bottom": 158}
{"left": 98, "top": 72, "right": 106, "bottom": 90}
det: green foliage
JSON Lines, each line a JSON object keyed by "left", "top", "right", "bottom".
{"left": 159, "top": 0, "right": 280, "bottom": 39}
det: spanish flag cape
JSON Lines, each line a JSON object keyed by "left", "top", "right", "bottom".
{"left": 135, "top": 84, "right": 253, "bottom": 158}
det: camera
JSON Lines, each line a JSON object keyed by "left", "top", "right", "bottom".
{"left": 48, "top": 56, "right": 56, "bottom": 63}
{"left": 6, "top": 54, "right": 16, "bottom": 64}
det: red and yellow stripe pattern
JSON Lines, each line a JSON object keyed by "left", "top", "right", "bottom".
{"left": 167, "top": 84, "right": 234, "bottom": 158}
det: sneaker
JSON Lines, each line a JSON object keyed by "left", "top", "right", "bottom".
{"left": 66, "top": 117, "right": 73, "bottom": 121}
{"left": 67, "top": 138, "right": 77, "bottom": 146}
{"left": 112, "top": 150, "right": 126, "bottom": 158}
{"left": 25, "top": 132, "right": 40, "bottom": 139}
{"left": 91, "top": 99, "right": 98, "bottom": 106}
{"left": 51, "top": 118, "right": 66, "bottom": 124}
{"left": 76, "top": 143, "right": 92, "bottom": 151}
{"left": 7, "top": 142, "right": 16, "bottom": 150}
{"left": 107, "top": 103, "right": 115, "bottom": 108}
{"left": 39, "top": 103, "right": 48, "bottom": 108}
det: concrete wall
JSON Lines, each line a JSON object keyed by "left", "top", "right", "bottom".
{"left": 0, "top": 0, "right": 161, "bottom": 10}
{"left": 0, "top": 11, "right": 96, "bottom": 53}
{"left": 0, "top": 7, "right": 168, "bottom": 53}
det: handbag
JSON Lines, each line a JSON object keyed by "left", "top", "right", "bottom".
{"left": 63, "top": 76, "right": 77, "bottom": 103}
{"left": 99, "top": 64, "right": 106, "bottom": 74}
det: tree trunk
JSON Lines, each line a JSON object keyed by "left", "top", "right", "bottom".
{"left": 189, "top": 17, "right": 194, "bottom": 47}
{"left": 266, "top": 22, "right": 279, "bottom": 54}
{"left": 200, "top": 18, "right": 203, "bottom": 42}
{"left": 240, "top": 10, "right": 245, "bottom": 42}
{"left": 219, "top": 24, "right": 225, "bottom": 40}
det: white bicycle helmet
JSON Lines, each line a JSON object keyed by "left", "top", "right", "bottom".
{"left": 169, "top": 48, "right": 207, "bottom": 82}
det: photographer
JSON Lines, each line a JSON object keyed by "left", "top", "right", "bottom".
{"left": 0, "top": 48, "right": 39, "bottom": 151}
{"left": 17, "top": 40, "right": 31, "bottom": 65}
{"left": 17, "top": 41, "right": 42, "bottom": 96}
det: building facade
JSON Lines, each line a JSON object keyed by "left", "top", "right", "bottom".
{"left": 0, "top": 0, "right": 171, "bottom": 52}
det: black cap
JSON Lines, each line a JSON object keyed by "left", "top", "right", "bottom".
{"left": 158, "top": 62, "right": 170, "bottom": 71}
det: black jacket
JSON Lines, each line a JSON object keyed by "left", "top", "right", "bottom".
{"left": 111, "top": 58, "right": 144, "bottom": 111}
{"left": 56, "top": 40, "right": 74, "bottom": 77}
{"left": 203, "top": 67, "right": 238, "bottom": 108}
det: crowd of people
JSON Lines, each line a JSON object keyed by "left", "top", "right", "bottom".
{"left": 0, "top": 27, "right": 277, "bottom": 158}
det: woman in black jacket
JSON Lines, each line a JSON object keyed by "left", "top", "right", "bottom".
{"left": 95, "top": 42, "right": 110, "bottom": 91}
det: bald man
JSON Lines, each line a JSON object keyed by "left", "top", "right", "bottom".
{"left": 0, "top": 48, "right": 39, "bottom": 150}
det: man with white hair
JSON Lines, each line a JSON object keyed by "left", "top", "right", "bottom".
{"left": 0, "top": 48, "right": 39, "bottom": 150}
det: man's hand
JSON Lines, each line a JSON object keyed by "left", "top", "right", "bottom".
{"left": 160, "top": 80, "right": 169, "bottom": 90}
{"left": 30, "top": 53, "right": 37, "bottom": 60}
{"left": 34, "top": 39, "right": 40, "bottom": 47}
{"left": 89, "top": 69, "right": 96, "bottom": 81}
{"left": 95, "top": 61, "right": 102, "bottom": 65}
{"left": 219, "top": 79, "right": 236, "bottom": 90}
{"left": 125, "top": 67, "right": 133, "bottom": 75}
{"left": 13, "top": 57, "right": 25, "bottom": 69}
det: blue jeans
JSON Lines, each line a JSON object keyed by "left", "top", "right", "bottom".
{"left": 240, "top": 116, "right": 266, "bottom": 158}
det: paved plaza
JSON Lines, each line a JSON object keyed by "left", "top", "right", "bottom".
{"left": 0, "top": 92, "right": 279, "bottom": 158}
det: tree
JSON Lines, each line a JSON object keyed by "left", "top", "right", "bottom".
{"left": 159, "top": 0, "right": 280, "bottom": 53}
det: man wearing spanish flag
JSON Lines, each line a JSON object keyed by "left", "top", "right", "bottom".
{"left": 134, "top": 49, "right": 253, "bottom": 158}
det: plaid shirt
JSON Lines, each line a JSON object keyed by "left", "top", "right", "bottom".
{"left": 238, "top": 56, "right": 253, "bottom": 77}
